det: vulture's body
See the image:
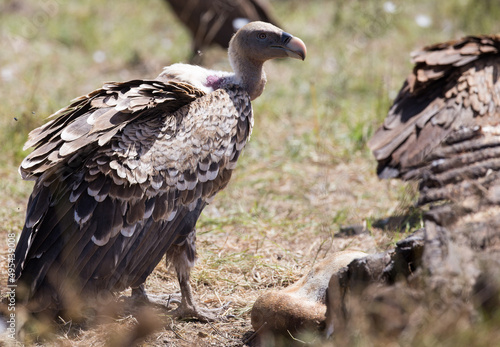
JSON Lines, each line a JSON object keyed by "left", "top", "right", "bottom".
{"left": 369, "top": 35, "right": 500, "bottom": 205}
{"left": 164, "top": 0, "right": 279, "bottom": 62}
{"left": 14, "top": 22, "right": 306, "bottom": 319}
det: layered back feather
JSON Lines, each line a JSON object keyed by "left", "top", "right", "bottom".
{"left": 15, "top": 77, "right": 253, "bottom": 312}
{"left": 368, "top": 35, "right": 500, "bottom": 205}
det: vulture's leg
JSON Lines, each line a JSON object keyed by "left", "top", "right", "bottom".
{"left": 170, "top": 257, "right": 231, "bottom": 322}
{"left": 168, "top": 229, "right": 232, "bottom": 321}
{"left": 131, "top": 229, "right": 230, "bottom": 322}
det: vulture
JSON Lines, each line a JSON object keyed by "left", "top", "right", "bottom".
{"left": 163, "top": 0, "right": 279, "bottom": 62}
{"left": 14, "top": 21, "right": 306, "bottom": 321}
{"left": 368, "top": 35, "right": 500, "bottom": 206}
{"left": 368, "top": 37, "right": 500, "bottom": 327}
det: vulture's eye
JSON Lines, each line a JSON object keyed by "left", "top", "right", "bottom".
{"left": 258, "top": 33, "right": 267, "bottom": 40}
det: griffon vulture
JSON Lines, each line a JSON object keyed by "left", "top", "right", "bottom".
{"left": 14, "top": 21, "right": 306, "bottom": 321}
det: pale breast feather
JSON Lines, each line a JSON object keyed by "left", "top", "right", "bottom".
{"left": 94, "top": 85, "right": 253, "bottom": 206}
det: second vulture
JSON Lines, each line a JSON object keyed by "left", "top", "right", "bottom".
{"left": 164, "top": 0, "right": 279, "bottom": 62}
{"left": 14, "top": 21, "right": 306, "bottom": 321}
{"left": 369, "top": 35, "right": 500, "bottom": 206}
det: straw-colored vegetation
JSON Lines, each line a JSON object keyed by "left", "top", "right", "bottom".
{"left": 1, "top": 0, "right": 500, "bottom": 346}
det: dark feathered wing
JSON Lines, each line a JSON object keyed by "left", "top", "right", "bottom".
{"left": 368, "top": 35, "right": 500, "bottom": 204}
{"left": 369, "top": 36, "right": 500, "bottom": 178}
{"left": 164, "top": 0, "right": 279, "bottom": 51}
{"left": 15, "top": 79, "right": 253, "bottom": 312}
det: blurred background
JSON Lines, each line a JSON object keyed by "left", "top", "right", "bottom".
{"left": 1, "top": 0, "right": 500, "bottom": 345}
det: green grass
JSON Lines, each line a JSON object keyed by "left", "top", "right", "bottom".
{"left": 2, "top": 0, "right": 500, "bottom": 345}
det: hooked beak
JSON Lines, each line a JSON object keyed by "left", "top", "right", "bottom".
{"left": 276, "top": 31, "right": 307, "bottom": 60}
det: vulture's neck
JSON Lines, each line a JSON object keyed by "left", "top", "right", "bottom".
{"left": 158, "top": 46, "right": 267, "bottom": 100}
{"left": 228, "top": 46, "right": 267, "bottom": 101}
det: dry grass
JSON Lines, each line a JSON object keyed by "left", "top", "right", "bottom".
{"left": 1, "top": 0, "right": 500, "bottom": 346}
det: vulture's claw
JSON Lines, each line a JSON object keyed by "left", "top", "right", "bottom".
{"left": 130, "top": 284, "right": 232, "bottom": 322}
{"left": 170, "top": 300, "right": 233, "bottom": 322}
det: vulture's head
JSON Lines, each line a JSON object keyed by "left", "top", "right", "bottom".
{"left": 229, "top": 21, "right": 306, "bottom": 62}
{"left": 228, "top": 21, "right": 306, "bottom": 99}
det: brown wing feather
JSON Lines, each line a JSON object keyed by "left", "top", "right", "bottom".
{"left": 20, "top": 80, "right": 204, "bottom": 180}
{"left": 369, "top": 35, "right": 500, "bottom": 180}
{"left": 15, "top": 82, "right": 253, "bottom": 313}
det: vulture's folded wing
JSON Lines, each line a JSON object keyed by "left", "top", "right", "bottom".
{"left": 20, "top": 80, "right": 205, "bottom": 180}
